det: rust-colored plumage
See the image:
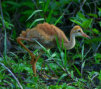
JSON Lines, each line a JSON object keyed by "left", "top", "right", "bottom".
{"left": 17, "top": 23, "right": 90, "bottom": 76}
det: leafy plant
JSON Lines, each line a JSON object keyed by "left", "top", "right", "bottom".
{"left": 1, "top": 0, "right": 101, "bottom": 88}
{"left": 70, "top": 12, "right": 93, "bottom": 29}
{"left": 0, "top": 16, "right": 13, "bottom": 30}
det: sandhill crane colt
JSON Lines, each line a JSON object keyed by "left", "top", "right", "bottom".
{"left": 17, "top": 23, "right": 90, "bottom": 76}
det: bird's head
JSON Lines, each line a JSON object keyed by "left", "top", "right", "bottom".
{"left": 70, "top": 25, "right": 90, "bottom": 39}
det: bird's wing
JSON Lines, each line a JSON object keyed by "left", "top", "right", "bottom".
{"left": 36, "top": 23, "right": 69, "bottom": 42}
{"left": 22, "top": 23, "right": 69, "bottom": 44}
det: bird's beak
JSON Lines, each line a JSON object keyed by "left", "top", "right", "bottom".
{"left": 82, "top": 32, "right": 90, "bottom": 39}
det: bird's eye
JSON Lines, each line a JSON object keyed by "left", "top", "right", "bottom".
{"left": 78, "top": 30, "right": 81, "bottom": 32}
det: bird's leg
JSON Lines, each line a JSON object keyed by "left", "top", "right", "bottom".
{"left": 17, "top": 37, "right": 34, "bottom": 56}
{"left": 17, "top": 37, "right": 37, "bottom": 76}
{"left": 31, "top": 55, "right": 40, "bottom": 76}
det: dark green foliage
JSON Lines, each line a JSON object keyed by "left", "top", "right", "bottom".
{"left": 70, "top": 12, "right": 93, "bottom": 29}
{"left": 0, "top": 0, "right": 101, "bottom": 88}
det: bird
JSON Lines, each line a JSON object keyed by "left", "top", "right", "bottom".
{"left": 17, "top": 22, "right": 90, "bottom": 76}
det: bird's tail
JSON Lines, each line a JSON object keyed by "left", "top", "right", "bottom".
{"left": 19, "top": 29, "right": 30, "bottom": 37}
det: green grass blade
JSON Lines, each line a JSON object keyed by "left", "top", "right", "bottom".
{"left": 46, "top": 9, "right": 53, "bottom": 22}
{"left": 55, "top": 14, "right": 64, "bottom": 25}
{"left": 57, "top": 73, "right": 67, "bottom": 85}
{"left": 55, "top": 36, "right": 61, "bottom": 52}
{"left": 29, "top": 18, "right": 44, "bottom": 28}
{"left": 44, "top": 0, "right": 50, "bottom": 12}
{"left": 73, "top": 65, "right": 81, "bottom": 77}
{"left": 26, "top": 10, "right": 43, "bottom": 21}
{"left": 84, "top": 48, "right": 91, "bottom": 59}
{"left": 34, "top": 39, "right": 50, "bottom": 55}
{"left": 64, "top": 49, "right": 67, "bottom": 67}
{"left": 3, "top": 30, "right": 7, "bottom": 61}
{"left": 81, "top": 45, "right": 84, "bottom": 61}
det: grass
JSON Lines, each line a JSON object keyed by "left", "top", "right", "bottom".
{"left": 0, "top": 36, "right": 101, "bottom": 89}
{"left": 1, "top": 47, "right": 101, "bottom": 89}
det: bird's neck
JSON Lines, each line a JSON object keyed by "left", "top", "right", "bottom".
{"left": 64, "top": 34, "right": 76, "bottom": 50}
{"left": 70, "top": 34, "right": 76, "bottom": 48}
